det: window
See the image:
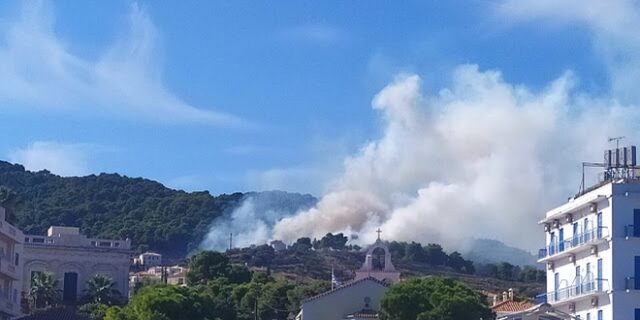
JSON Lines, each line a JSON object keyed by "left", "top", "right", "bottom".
{"left": 597, "top": 212, "right": 603, "bottom": 238}
{"left": 598, "top": 310, "right": 603, "bottom": 320}
{"left": 554, "top": 272, "right": 560, "bottom": 301}
{"left": 573, "top": 222, "right": 579, "bottom": 246}
{"left": 587, "top": 312, "right": 591, "bottom": 320}
{"left": 586, "top": 262, "right": 592, "bottom": 291}
{"left": 14, "top": 253, "right": 18, "bottom": 266}
{"left": 597, "top": 258, "right": 603, "bottom": 291}
{"left": 559, "top": 228, "right": 565, "bottom": 252}
{"left": 584, "top": 218, "right": 590, "bottom": 242}
{"left": 576, "top": 265, "right": 581, "bottom": 294}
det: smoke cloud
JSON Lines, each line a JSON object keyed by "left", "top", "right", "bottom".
{"left": 201, "top": 192, "right": 315, "bottom": 251}
{"left": 202, "top": 0, "right": 640, "bottom": 253}
{"left": 272, "top": 66, "right": 639, "bottom": 251}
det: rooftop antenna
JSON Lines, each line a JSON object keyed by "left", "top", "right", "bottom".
{"left": 229, "top": 233, "right": 233, "bottom": 251}
{"left": 609, "top": 136, "right": 625, "bottom": 149}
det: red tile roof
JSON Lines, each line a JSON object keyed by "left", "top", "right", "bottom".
{"left": 491, "top": 300, "right": 536, "bottom": 313}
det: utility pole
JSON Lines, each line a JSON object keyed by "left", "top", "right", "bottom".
{"left": 254, "top": 299, "right": 258, "bottom": 320}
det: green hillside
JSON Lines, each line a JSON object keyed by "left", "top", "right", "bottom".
{"left": 0, "top": 161, "right": 314, "bottom": 258}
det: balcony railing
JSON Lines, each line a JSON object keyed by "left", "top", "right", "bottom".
{"left": 538, "top": 227, "right": 608, "bottom": 259}
{"left": 540, "top": 279, "right": 607, "bottom": 304}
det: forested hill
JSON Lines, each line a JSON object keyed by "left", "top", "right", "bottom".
{"left": 0, "top": 161, "right": 315, "bottom": 258}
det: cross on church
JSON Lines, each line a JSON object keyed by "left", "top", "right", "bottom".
{"left": 376, "top": 228, "right": 382, "bottom": 240}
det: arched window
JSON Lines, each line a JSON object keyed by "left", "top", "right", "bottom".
{"left": 372, "top": 247, "right": 386, "bottom": 270}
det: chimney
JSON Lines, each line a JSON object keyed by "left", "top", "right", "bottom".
{"left": 508, "top": 288, "right": 514, "bottom": 301}
{"left": 492, "top": 295, "right": 498, "bottom": 306}
{"left": 502, "top": 291, "right": 508, "bottom": 302}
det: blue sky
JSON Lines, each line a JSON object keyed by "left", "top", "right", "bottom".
{"left": 0, "top": 1, "right": 614, "bottom": 195}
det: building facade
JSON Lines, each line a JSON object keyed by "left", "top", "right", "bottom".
{"left": 133, "top": 252, "right": 162, "bottom": 268}
{"left": 22, "top": 226, "right": 131, "bottom": 304}
{"left": 0, "top": 207, "right": 23, "bottom": 319}
{"left": 537, "top": 179, "right": 640, "bottom": 319}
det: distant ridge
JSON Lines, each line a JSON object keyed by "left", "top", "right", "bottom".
{"left": 464, "top": 238, "right": 540, "bottom": 267}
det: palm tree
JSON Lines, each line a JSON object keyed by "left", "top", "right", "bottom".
{"left": 85, "top": 274, "right": 120, "bottom": 304}
{"left": 29, "top": 272, "right": 60, "bottom": 309}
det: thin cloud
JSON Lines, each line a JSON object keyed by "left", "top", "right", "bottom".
{"left": 8, "top": 141, "right": 91, "bottom": 177}
{"left": 0, "top": 2, "right": 245, "bottom": 126}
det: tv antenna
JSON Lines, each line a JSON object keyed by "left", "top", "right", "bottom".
{"left": 609, "top": 136, "right": 625, "bottom": 149}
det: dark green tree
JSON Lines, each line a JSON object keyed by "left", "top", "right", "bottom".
{"left": 28, "top": 272, "right": 59, "bottom": 310}
{"left": 105, "top": 285, "right": 234, "bottom": 320}
{"left": 315, "top": 233, "right": 348, "bottom": 250}
{"left": 379, "top": 277, "right": 494, "bottom": 320}
{"left": 186, "top": 251, "right": 230, "bottom": 285}
{"left": 290, "top": 237, "right": 313, "bottom": 252}
{"left": 424, "top": 244, "right": 447, "bottom": 266}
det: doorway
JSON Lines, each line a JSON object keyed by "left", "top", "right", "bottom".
{"left": 63, "top": 272, "right": 78, "bottom": 304}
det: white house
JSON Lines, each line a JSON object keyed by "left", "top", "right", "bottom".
{"left": 22, "top": 226, "right": 132, "bottom": 304}
{"left": 134, "top": 252, "right": 162, "bottom": 268}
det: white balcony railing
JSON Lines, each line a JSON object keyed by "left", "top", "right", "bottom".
{"left": 543, "top": 278, "right": 608, "bottom": 304}
{"left": 538, "top": 227, "right": 608, "bottom": 260}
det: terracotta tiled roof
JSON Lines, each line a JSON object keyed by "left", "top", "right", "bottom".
{"left": 303, "top": 276, "right": 389, "bottom": 303}
{"left": 16, "top": 308, "right": 91, "bottom": 320}
{"left": 491, "top": 300, "right": 536, "bottom": 313}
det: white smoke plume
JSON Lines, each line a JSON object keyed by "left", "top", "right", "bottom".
{"left": 268, "top": 0, "right": 640, "bottom": 252}
{"left": 271, "top": 65, "right": 638, "bottom": 251}
{"left": 202, "top": 198, "right": 273, "bottom": 251}
{"left": 199, "top": 0, "right": 640, "bottom": 253}
{"left": 201, "top": 192, "right": 315, "bottom": 251}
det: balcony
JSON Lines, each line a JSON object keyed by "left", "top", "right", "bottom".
{"left": 538, "top": 279, "right": 608, "bottom": 305}
{"left": 0, "top": 257, "right": 20, "bottom": 280}
{"left": 0, "top": 220, "right": 23, "bottom": 243}
{"left": 538, "top": 227, "right": 608, "bottom": 262}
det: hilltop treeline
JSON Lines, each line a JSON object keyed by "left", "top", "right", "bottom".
{"left": 227, "top": 233, "right": 545, "bottom": 287}
{"left": 0, "top": 161, "right": 314, "bottom": 258}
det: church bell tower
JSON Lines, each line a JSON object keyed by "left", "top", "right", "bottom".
{"left": 354, "top": 229, "right": 400, "bottom": 284}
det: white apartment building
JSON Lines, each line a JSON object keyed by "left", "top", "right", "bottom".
{"left": 0, "top": 207, "right": 23, "bottom": 319}
{"left": 537, "top": 178, "right": 640, "bottom": 320}
{"left": 22, "top": 226, "right": 131, "bottom": 304}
